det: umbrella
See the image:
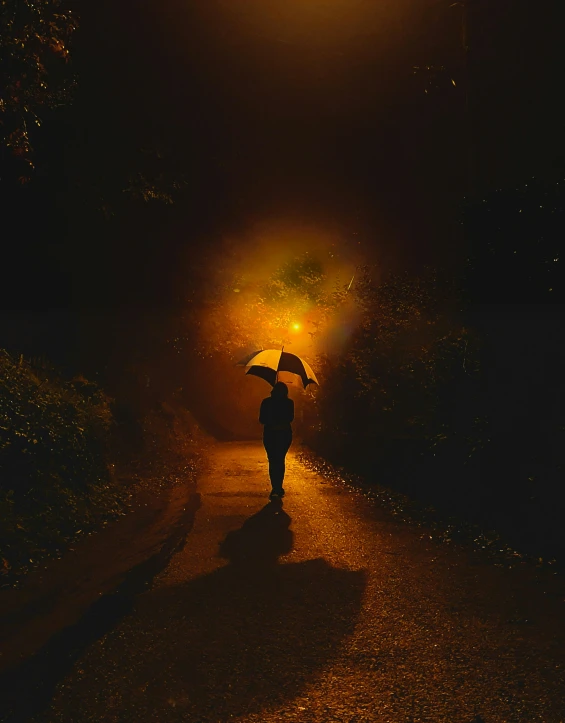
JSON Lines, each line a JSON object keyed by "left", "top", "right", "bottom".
{"left": 236, "top": 349, "right": 319, "bottom": 389}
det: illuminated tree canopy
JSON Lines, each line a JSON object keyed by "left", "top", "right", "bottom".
{"left": 198, "top": 252, "right": 350, "bottom": 359}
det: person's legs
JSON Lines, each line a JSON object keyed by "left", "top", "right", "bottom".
{"left": 263, "top": 430, "right": 292, "bottom": 494}
{"left": 278, "top": 431, "right": 292, "bottom": 493}
{"left": 270, "top": 454, "right": 285, "bottom": 492}
{"left": 263, "top": 432, "right": 279, "bottom": 493}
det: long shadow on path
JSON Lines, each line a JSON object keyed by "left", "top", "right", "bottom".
{"left": 54, "top": 500, "right": 367, "bottom": 721}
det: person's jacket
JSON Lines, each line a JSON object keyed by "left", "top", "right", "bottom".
{"left": 259, "top": 396, "right": 294, "bottom": 431}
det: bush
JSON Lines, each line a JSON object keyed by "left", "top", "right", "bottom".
{"left": 297, "top": 182, "right": 565, "bottom": 561}
{"left": 299, "top": 268, "right": 478, "bottom": 452}
{"left": 0, "top": 350, "right": 126, "bottom": 583}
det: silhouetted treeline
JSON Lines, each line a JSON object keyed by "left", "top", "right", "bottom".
{"left": 463, "top": 178, "right": 565, "bottom": 557}
{"left": 301, "top": 178, "right": 565, "bottom": 561}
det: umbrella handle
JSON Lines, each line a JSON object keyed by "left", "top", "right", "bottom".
{"left": 276, "top": 345, "right": 284, "bottom": 385}
{"left": 276, "top": 366, "right": 279, "bottom": 384}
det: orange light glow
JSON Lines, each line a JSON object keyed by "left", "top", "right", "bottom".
{"left": 292, "top": 323, "right": 301, "bottom": 332}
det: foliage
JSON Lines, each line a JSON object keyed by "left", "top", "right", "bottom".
{"left": 304, "top": 268, "right": 477, "bottom": 443}
{"left": 199, "top": 252, "right": 349, "bottom": 359}
{"left": 182, "top": 252, "right": 480, "bottom": 450}
{"left": 0, "top": 350, "right": 125, "bottom": 583}
{"left": 0, "top": 0, "right": 78, "bottom": 181}
{"left": 300, "top": 181, "right": 565, "bottom": 561}
{"left": 265, "top": 255, "right": 326, "bottom": 306}
{"left": 459, "top": 179, "right": 565, "bottom": 556}
{"left": 83, "top": 145, "right": 191, "bottom": 220}
{"left": 122, "top": 170, "right": 188, "bottom": 207}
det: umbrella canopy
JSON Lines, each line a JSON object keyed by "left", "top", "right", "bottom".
{"left": 236, "top": 349, "right": 319, "bottom": 389}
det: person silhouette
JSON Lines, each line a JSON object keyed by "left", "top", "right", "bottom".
{"left": 259, "top": 381, "right": 294, "bottom": 499}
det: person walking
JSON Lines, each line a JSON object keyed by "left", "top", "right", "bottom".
{"left": 259, "top": 381, "right": 294, "bottom": 499}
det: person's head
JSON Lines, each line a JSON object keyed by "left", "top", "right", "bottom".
{"left": 271, "top": 381, "right": 289, "bottom": 398}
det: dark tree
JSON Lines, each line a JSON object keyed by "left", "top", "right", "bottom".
{"left": 0, "top": 0, "right": 77, "bottom": 182}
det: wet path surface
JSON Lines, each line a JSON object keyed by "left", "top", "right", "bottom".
{"left": 24, "top": 442, "right": 565, "bottom": 722}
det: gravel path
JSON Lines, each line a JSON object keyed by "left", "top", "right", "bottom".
{"left": 33, "top": 441, "right": 565, "bottom": 723}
